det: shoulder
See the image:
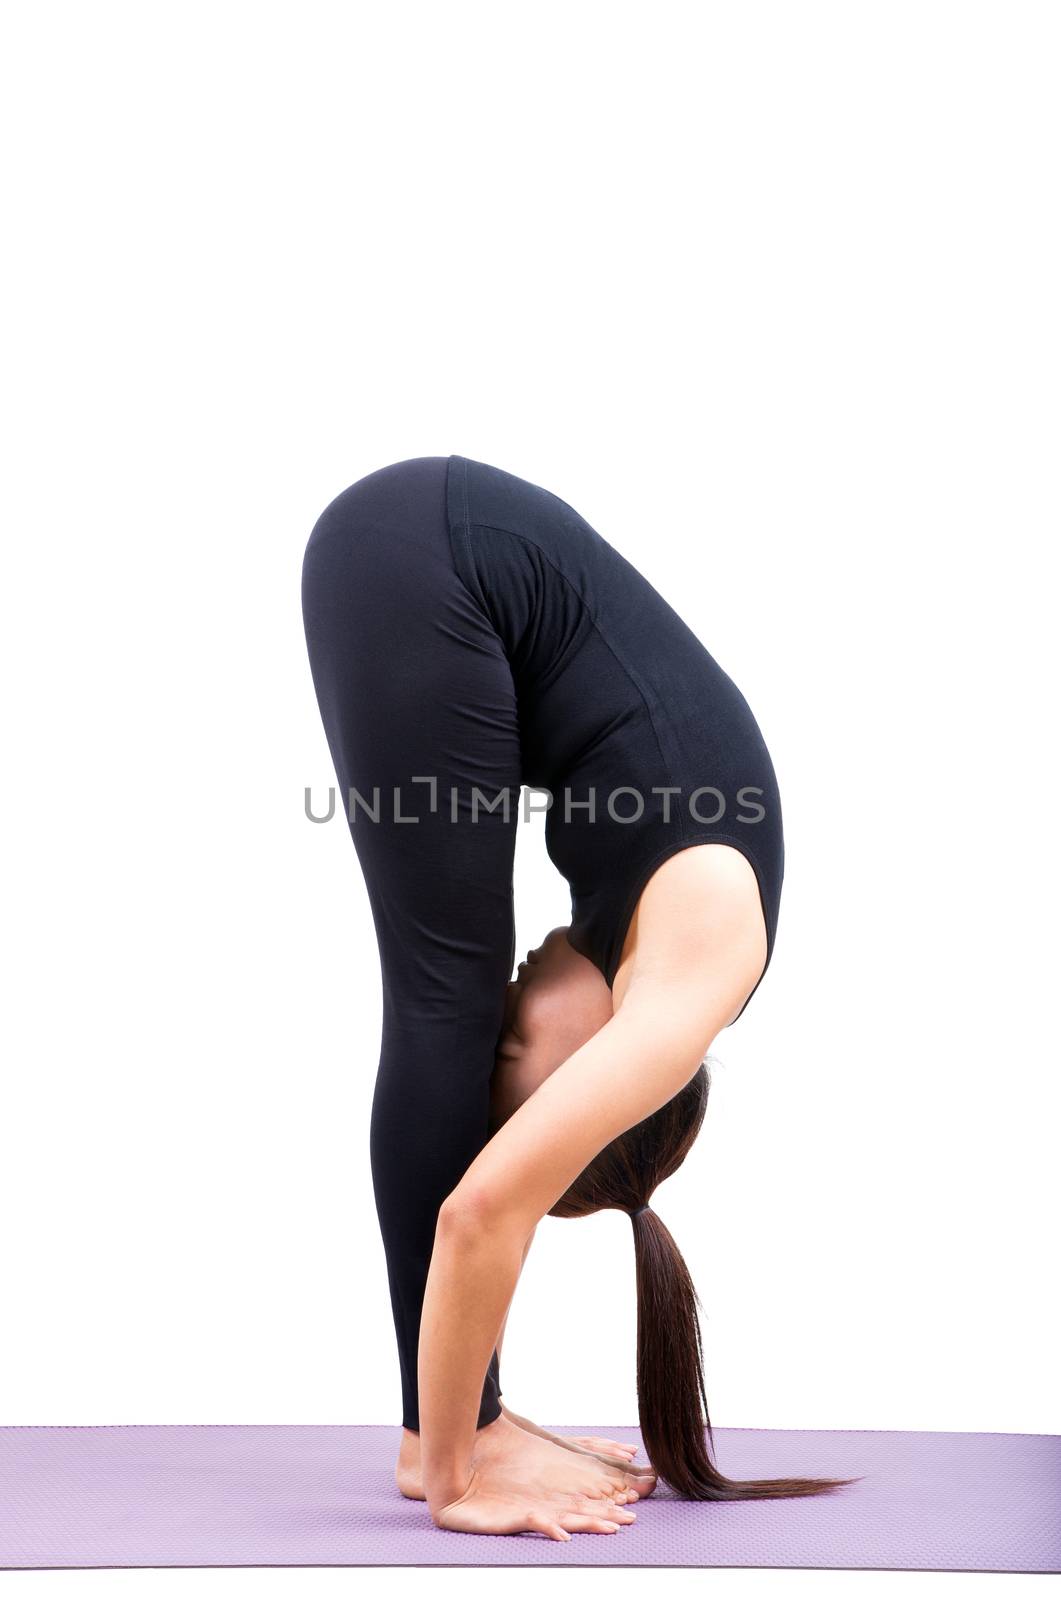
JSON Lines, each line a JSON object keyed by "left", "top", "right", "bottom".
{"left": 614, "top": 843, "right": 768, "bottom": 1023}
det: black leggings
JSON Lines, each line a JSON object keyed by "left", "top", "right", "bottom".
{"left": 302, "top": 453, "right": 783, "bottom": 1433}
{"left": 302, "top": 458, "right": 519, "bottom": 1430}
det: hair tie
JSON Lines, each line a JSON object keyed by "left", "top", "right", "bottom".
{"left": 631, "top": 1204, "right": 650, "bottom": 1218}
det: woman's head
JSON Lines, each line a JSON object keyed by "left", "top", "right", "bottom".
{"left": 489, "top": 926, "right": 613, "bottom": 1131}
{"left": 492, "top": 926, "right": 860, "bottom": 1502}
{"left": 491, "top": 924, "right": 709, "bottom": 1229}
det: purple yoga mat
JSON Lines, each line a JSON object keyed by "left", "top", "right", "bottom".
{"left": 1, "top": 1422, "right": 1058, "bottom": 1571}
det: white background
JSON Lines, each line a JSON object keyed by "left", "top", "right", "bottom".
{"left": 2, "top": 1, "right": 1057, "bottom": 1595}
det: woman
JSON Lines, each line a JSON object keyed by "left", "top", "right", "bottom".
{"left": 301, "top": 454, "right": 856, "bottom": 1539}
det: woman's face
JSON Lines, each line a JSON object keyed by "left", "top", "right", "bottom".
{"left": 489, "top": 926, "right": 614, "bottom": 1129}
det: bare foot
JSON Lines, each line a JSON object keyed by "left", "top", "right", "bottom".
{"left": 498, "top": 1402, "right": 646, "bottom": 1474}
{"left": 396, "top": 1410, "right": 656, "bottom": 1502}
{"left": 433, "top": 1413, "right": 643, "bottom": 1537}
{"left": 395, "top": 1428, "right": 426, "bottom": 1500}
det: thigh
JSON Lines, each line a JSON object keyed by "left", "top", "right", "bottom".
{"left": 301, "top": 455, "right": 522, "bottom": 1154}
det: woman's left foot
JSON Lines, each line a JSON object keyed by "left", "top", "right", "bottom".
{"left": 497, "top": 1403, "right": 641, "bottom": 1471}
{"left": 395, "top": 1429, "right": 427, "bottom": 1499}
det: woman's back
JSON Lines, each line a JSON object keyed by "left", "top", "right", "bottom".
{"left": 444, "top": 453, "right": 784, "bottom": 989}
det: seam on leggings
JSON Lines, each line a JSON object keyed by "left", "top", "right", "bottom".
{"left": 443, "top": 456, "right": 495, "bottom": 623}
{"left": 462, "top": 519, "right": 689, "bottom": 855}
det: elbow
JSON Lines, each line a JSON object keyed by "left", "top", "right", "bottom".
{"left": 437, "top": 1181, "right": 517, "bottom": 1244}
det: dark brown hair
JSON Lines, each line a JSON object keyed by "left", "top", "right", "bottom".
{"left": 548, "top": 1057, "right": 861, "bottom": 1500}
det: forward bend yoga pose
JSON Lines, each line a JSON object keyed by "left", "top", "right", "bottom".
{"left": 301, "top": 455, "right": 856, "bottom": 1539}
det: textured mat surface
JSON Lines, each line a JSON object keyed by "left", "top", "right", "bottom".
{"left": 1, "top": 1423, "right": 1058, "bottom": 1571}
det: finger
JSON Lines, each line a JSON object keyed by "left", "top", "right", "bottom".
{"left": 558, "top": 1512, "right": 623, "bottom": 1534}
{"left": 525, "top": 1508, "right": 571, "bottom": 1542}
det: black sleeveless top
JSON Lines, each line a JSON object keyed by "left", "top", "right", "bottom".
{"left": 445, "top": 454, "right": 784, "bottom": 1004}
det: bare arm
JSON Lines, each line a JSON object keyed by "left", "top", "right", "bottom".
{"left": 494, "top": 1225, "right": 536, "bottom": 1366}
{"left": 419, "top": 844, "right": 766, "bottom": 1515}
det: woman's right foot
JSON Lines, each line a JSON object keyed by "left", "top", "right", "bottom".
{"left": 397, "top": 1411, "right": 652, "bottom": 1511}
{"left": 472, "top": 1412, "right": 644, "bottom": 1506}
{"left": 432, "top": 1414, "right": 644, "bottom": 1538}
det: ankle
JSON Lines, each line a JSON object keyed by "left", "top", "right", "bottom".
{"left": 400, "top": 1412, "right": 506, "bottom": 1462}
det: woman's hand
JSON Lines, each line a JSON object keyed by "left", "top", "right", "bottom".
{"left": 397, "top": 1408, "right": 655, "bottom": 1502}
{"left": 433, "top": 1466, "right": 636, "bottom": 1540}
{"left": 427, "top": 1412, "right": 643, "bottom": 1537}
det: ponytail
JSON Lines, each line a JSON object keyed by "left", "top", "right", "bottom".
{"left": 630, "top": 1205, "right": 860, "bottom": 1499}
{"left": 551, "top": 1058, "right": 860, "bottom": 1500}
